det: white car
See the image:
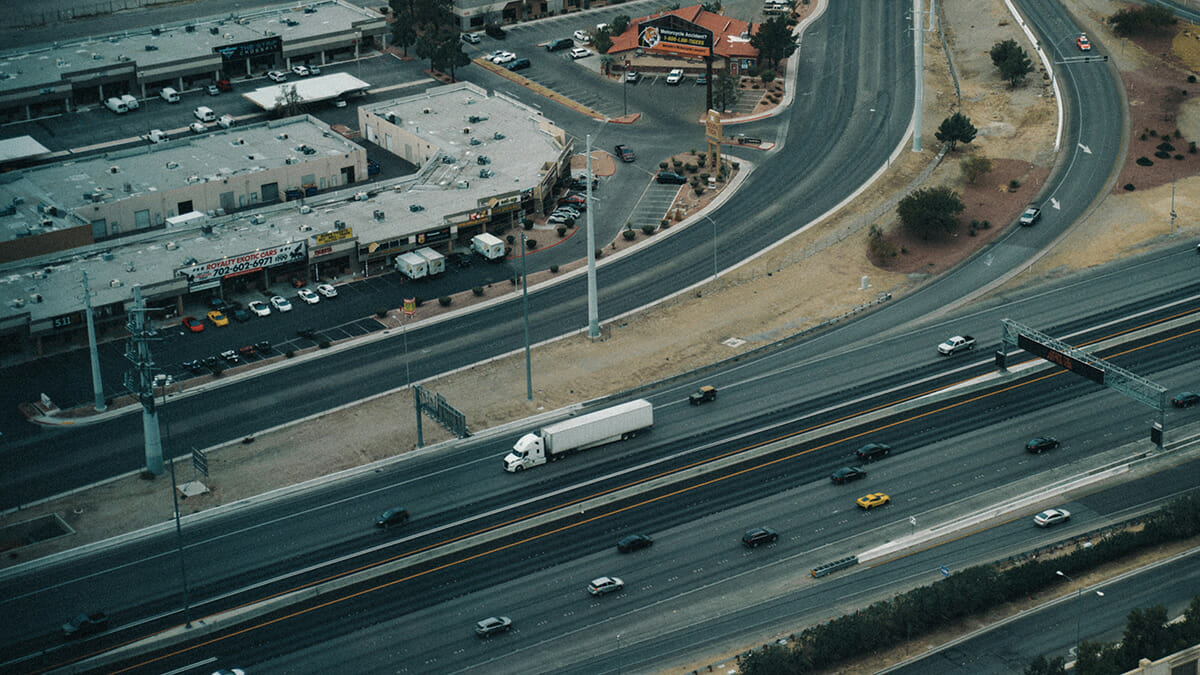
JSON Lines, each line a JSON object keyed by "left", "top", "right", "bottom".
{"left": 308, "top": 65, "right": 321, "bottom": 75}
{"left": 666, "top": 68, "right": 684, "bottom": 85}
{"left": 1033, "top": 508, "right": 1071, "bottom": 528}
{"left": 291, "top": 65, "right": 311, "bottom": 77}
{"left": 573, "top": 29, "right": 590, "bottom": 42}
{"left": 267, "top": 70, "right": 287, "bottom": 83}
{"left": 270, "top": 295, "right": 293, "bottom": 312}
{"left": 248, "top": 300, "right": 271, "bottom": 317}
{"left": 569, "top": 47, "right": 590, "bottom": 59}
{"left": 587, "top": 576, "right": 624, "bottom": 596}
{"left": 297, "top": 287, "right": 320, "bottom": 304}
{"left": 316, "top": 283, "right": 338, "bottom": 298}
{"left": 189, "top": 122, "right": 206, "bottom": 134}
{"left": 492, "top": 52, "right": 517, "bottom": 65}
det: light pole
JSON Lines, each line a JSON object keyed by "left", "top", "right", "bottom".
{"left": 158, "top": 375, "right": 192, "bottom": 628}
{"left": 520, "top": 232, "right": 532, "bottom": 401}
{"left": 1057, "top": 570, "right": 1104, "bottom": 662}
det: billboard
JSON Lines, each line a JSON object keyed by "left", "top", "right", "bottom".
{"left": 178, "top": 241, "right": 307, "bottom": 285}
{"left": 638, "top": 18, "right": 712, "bottom": 57}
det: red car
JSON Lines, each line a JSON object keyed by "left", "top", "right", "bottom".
{"left": 614, "top": 144, "right": 635, "bottom": 162}
{"left": 1076, "top": 34, "right": 1091, "bottom": 51}
{"left": 181, "top": 316, "right": 204, "bottom": 332}
{"left": 558, "top": 193, "right": 587, "bottom": 208}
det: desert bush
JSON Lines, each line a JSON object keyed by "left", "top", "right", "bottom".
{"left": 523, "top": 220, "right": 534, "bottom": 230}
{"left": 760, "top": 69, "right": 776, "bottom": 83}
{"left": 595, "top": 248, "right": 603, "bottom": 258}
{"left": 285, "top": 349, "right": 295, "bottom": 358}
{"left": 622, "top": 229, "right": 636, "bottom": 240}
{"left": 506, "top": 234, "right": 515, "bottom": 244}
{"left": 693, "top": 185, "right": 706, "bottom": 196}
{"left": 982, "top": 220, "right": 991, "bottom": 229}
{"left": 318, "top": 340, "right": 331, "bottom": 349}
{"left": 557, "top": 225, "right": 567, "bottom": 236}
{"left": 1124, "top": 183, "right": 1136, "bottom": 191}
{"left": 673, "top": 159, "right": 684, "bottom": 169}
{"left": 472, "top": 286, "right": 484, "bottom": 296}
{"left": 550, "top": 264, "right": 559, "bottom": 273}
{"left": 1191, "top": 74, "right": 1198, "bottom": 83}
{"left": 659, "top": 161, "right": 668, "bottom": 170}
{"left": 1157, "top": 141, "right": 1175, "bottom": 152}
{"left": 1176, "top": 154, "right": 1185, "bottom": 160}
{"left": 526, "top": 238, "right": 537, "bottom": 249}
{"left": 375, "top": 307, "right": 388, "bottom": 317}
{"left": 1155, "top": 150, "right": 1171, "bottom": 159}
{"left": 438, "top": 296, "right": 452, "bottom": 307}
{"left": 1008, "top": 178, "right": 1020, "bottom": 190}
{"left": 641, "top": 224, "right": 655, "bottom": 234}
{"left": 1137, "top": 156, "right": 1154, "bottom": 166}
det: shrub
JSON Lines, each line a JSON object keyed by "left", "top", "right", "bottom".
{"left": 700, "top": 172, "right": 710, "bottom": 181}
{"left": 622, "top": 229, "right": 636, "bottom": 240}
{"left": 1124, "top": 183, "right": 1136, "bottom": 191}
{"left": 1176, "top": 154, "right": 1185, "bottom": 160}
{"left": 1137, "top": 156, "right": 1154, "bottom": 166}
{"left": 1176, "top": 129, "right": 1183, "bottom": 138}
{"left": 557, "top": 225, "right": 567, "bottom": 236}
{"left": 414, "top": 297, "right": 424, "bottom": 306}
{"left": 506, "top": 234, "right": 515, "bottom": 244}
{"left": 672, "top": 159, "right": 684, "bottom": 169}
{"left": 747, "top": 65, "right": 760, "bottom": 78}
{"left": 661, "top": 219, "right": 669, "bottom": 228}
{"left": 1191, "top": 74, "right": 1198, "bottom": 83}
{"left": 1141, "top": 132, "right": 1148, "bottom": 141}
{"left": 659, "top": 161, "right": 668, "bottom": 170}
{"left": 438, "top": 296, "right": 452, "bottom": 306}
{"left": 472, "top": 286, "right": 484, "bottom": 296}
{"left": 697, "top": 154, "right": 707, "bottom": 167}
{"left": 641, "top": 224, "right": 655, "bottom": 234}
{"left": 732, "top": 161, "right": 740, "bottom": 170}
{"left": 685, "top": 163, "right": 698, "bottom": 172}
{"left": 526, "top": 238, "right": 537, "bottom": 249}
{"left": 285, "top": 349, "right": 295, "bottom": 358}
{"left": 1157, "top": 141, "right": 1175, "bottom": 152}
{"left": 375, "top": 307, "right": 389, "bottom": 317}
{"left": 693, "top": 185, "right": 706, "bottom": 196}
{"left": 1191, "top": 142, "right": 1198, "bottom": 154}
{"left": 760, "top": 69, "right": 776, "bottom": 83}
{"left": 595, "top": 248, "right": 603, "bottom": 258}
{"left": 1008, "top": 178, "right": 1020, "bottom": 190}
{"left": 510, "top": 276, "right": 518, "bottom": 285}
{"left": 982, "top": 219, "right": 991, "bottom": 229}
{"left": 1155, "top": 150, "right": 1171, "bottom": 159}
{"left": 523, "top": 220, "right": 534, "bottom": 230}
{"left": 1150, "top": 129, "right": 1158, "bottom": 137}
{"left": 318, "top": 339, "right": 331, "bottom": 349}
{"left": 549, "top": 264, "right": 559, "bottom": 273}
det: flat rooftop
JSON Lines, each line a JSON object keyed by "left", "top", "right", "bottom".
{"left": 0, "top": 0, "right": 383, "bottom": 98}
{"left": 0, "top": 115, "right": 364, "bottom": 243}
{"left": 243, "top": 73, "right": 370, "bottom": 109}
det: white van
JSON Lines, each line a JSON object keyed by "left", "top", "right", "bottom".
{"left": 217, "top": 114, "right": 235, "bottom": 129}
{"left": 104, "top": 97, "right": 129, "bottom": 114}
{"left": 146, "top": 129, "right": 167, "bottom": 144}
{"left": 120, "top": 94, "right": 139, "bottom": 110}
{"left": 193, "top": 106, "right": 215, "bottom": 122}
{"left": 160, "top": 87, "right": 180, "bottom": 103}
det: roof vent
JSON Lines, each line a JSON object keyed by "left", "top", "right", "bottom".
{"left": 166, "top": 161, "right": 179, "bottom": 169}
{"left": 110, "top": 279, "right": 122, "bottom": 288}
{"left": 109, "top": 165, "right": 119, "bottom": 174}
{"left": 493, "top": 132, "right": 505, "bottom": 140}
{"left": 422, "top": 108, "right": 431, "bottom": 114}
{"left": 462, "top": 127, "right": 471, "bottom": 134}
{"left": 101, "top": 251, "right": 114, "bottom": 261}
{"left": 165, "top": 241, "right": 178, "bottom": 250}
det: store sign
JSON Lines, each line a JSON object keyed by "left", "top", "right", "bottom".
{"left": 312, "top": 246, "right": 333, "bottom": 257}
{"left": 314, "top": 227, "right": 354, "bottom": 245}
{"left": 177, "top": 241, "right": 307, "bottom": 284}
{"left": 638, "top": 19, "right": 712, "bottom": 57}
{"left": 214, "top": 36, "right": 282, "bottom": 61}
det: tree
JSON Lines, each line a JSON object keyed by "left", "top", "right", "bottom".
{"left": 1109, "top": 5, "right": 1175, "bottom": 37}
{"left": 1023, "top": 654, "right": 1066, "bottom": 675}
{"left": 713, "top": 68, "right": 741, "bottom": 112}
{"left": 738, "top": 643, "right": 803, "bottom": 675}
{"left": 592, "top": 27, "right": 614, "bottom": 55}
{"left": 961, "top": 155, "right": 992, "bottom": 184}
{"left": 990, "top": 39, "right": 1033, "bottom": 87}
{"left": 433, "top": 31, "right": 471, "bottom": 81}
{"left": 272, "top": 84, "right": 302, "bottom": 118}
{"left": 750, "top": 15, "right": 798, "bottom": 70}
{"left": 389, "top": 0, "right": 419, "bottom": 56}
{"left": 1119, "top": 605, "right": 1172, "bottom": 665}
{"left": 610, "top": 14, "right": 632, "bottom": 36}
{"left": 936, "top": 112, "right": 977, "bottom": 151}
{"left": 896, "top": 186, "right": 964, "bottom": 239}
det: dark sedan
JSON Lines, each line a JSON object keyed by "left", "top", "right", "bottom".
{"left": 741, "top": 527, "right": 779, "bottom": 548}
{"left": 1172, "top": 392, "right": 1200, "bottom": 408}
{"left": 617, "top": 534, "right": 653, "bottom": 553}
{"left": 1025, "top": 436, "right": 1060, "bottom": 454}
{"left": 655, "top": 171, "right": 687, "bottom": 184}
{"left": 830, "top": 466, "right": 866, "bottom": 484}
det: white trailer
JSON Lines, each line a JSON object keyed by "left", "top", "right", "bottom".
{"left": 415, "top": 247, "right": 445, "bottom": 276}
{"left": 472, "top": 233, "right": 506, "bottom": 261}
{"left": 394, "top": 251, "right": 428, "bottom": 279}
{"left": 503, "top": 399, "right": 653, "bottom": 472}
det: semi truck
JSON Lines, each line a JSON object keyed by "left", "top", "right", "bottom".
{"left": 394, "top": 251, "right": 428, "bottom": 280}
{"left": 503, "top": 399, "right": 653, "bottom": 472}
{"left": 472, "top": 233, "right": 506, "bottom": 261}
{"left": 415, "top": 247, "right": 445, "bottom": 276}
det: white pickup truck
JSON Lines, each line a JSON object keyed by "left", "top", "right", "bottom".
{"left": 937, "top": 335, "right": 976, "bottom": 356}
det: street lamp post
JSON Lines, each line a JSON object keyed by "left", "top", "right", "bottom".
{"left": 1057, "top": 570, "right": 1104, "bottom": 663}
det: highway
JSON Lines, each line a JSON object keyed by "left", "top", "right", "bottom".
{"left": 1, "top": 0, "right": 1184, "bottom": 672}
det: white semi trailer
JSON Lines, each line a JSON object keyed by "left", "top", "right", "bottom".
{"left": 503, "top": 400, "right": 653, "bottom": 472}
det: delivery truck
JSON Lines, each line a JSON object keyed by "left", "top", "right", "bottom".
{"left": 472, "top": 232, "right": 506, "bottom": 261}
{"left": 415, "top": 247, "right": 445, "bottom": 276}
{"left": 394, "top": 251, "right": 428, "bottom": 280}
{"left": 503, "top": 399, "right": 653, "bottom": 472}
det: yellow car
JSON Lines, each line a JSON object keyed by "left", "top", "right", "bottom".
{"left": 206, "top": 309, "right": 230, "bottom": 327}
{"left": 856, "top": 493, "right": 890, "bottom": 510}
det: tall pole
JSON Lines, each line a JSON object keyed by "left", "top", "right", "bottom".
{"left": 125, "top": 286, "right": 163, "bottom": 476}
{"left": 81, "top": 271, "right": 106, "bottom": 412}
{"left": 710, "top": 216, "right": 717, "bottom": 280}
{"left": 161, "top": 380, "right": 192, "bottom": 628}
{"left": 912, "top": 0, "right": 924, "bottom": 152}
{"left": 521, "top": 233, "right": 532, "bottom": 400}
{"left": 586, "top": 135, "right": 599, "bottom": 338}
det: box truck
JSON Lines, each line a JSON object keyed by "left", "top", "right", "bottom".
{"left": 414, "top": 247, "right": 445, "bottom": 276}
{"left": 394, "top": 251, "right": 428, "bottom": 280}
{"left": 472, "top": 233, "right": 505, "bottom": 261}
{"left": 503, "top": 399, "right": 653, "bottom": 472}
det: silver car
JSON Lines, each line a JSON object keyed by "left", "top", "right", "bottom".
{"left": 475, "top": 616, "right": 512, "bottom": 637}
{"left": 587, "top": 576, "right": 624, "bottom": 596}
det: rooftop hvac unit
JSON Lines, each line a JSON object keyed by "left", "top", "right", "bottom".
{"left": 334, "top": 220, "right": 345, "bottom": 229}
{"left": 455, "top": 180, "right": 469, "bottom": 189}
{"left": 422, "top": 108, "right": 431, "bottom": 114}
{"left": 479, "top": 168, "right": 494, "bottom": 178}
{"left": 285, "top": 157, "right": 298, "bottom": 164}
{"left": 353, "top": 191, "right": 368, "bottom": 201}
{"left": 126, "top": 262, "right": 135, "bottom": 272}
{"left": 108, "top": 166, "right": 119, "bottom": 174}
{"left": 250, "top": 214, "right": 265, "bottom": 224}
{"left": 166, "top": 161, "right": 179, "bottom": 169}
{"left": 110, "top": 279, "right": 122, "bottom": 288}
{"left": 123, "top": 183, "right": 132, "bottom": 192}
{"left": 144, "top": 45, "right": 158, "bottom": 51}
{"left": 299, "top": 205, "right": 312, "bottom": 214}
{"left": 476, "top": 155, "right": 491, "bottom": 165}
{"left": 165, "top": 241, "right": 178, "bottom": 250}
{"left": 32, "top": 294, "right": 42, "bottom": 303}
{"left": 493, "top": 132, "right": 505, "bottom": 140}
{"left": 462, "top": 127, "right": 470, "bottom": 134}
{"left": 298, "top": 224, "right": 312, "bottom": 232}
{"left": 101, "top": 251, "right": 114, "bottom": 261}
{"left": 373, "top": 210, "right": 385, "bottom": 221}
{"left": 210, "top": 26, "right": 219, "bottom": 34}
{"left": 467, "top": 115, "right": 488, "bottom": 123}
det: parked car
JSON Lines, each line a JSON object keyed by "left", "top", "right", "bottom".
{"left": 1172, "top": 391, "right": 1200, "bottom": 408}
{"left": 203, "top": 356, "right": 222, "bottom": 373}
{"left": 451, "top": 251, "right": 472, "bottom": 268}
{"left": 254, "top": 340, "right": 272, "bottom": 354}
{"left": 461, "top": 32, "right": 482, "bottom": 44}
{"left": 207, "top": 84, "right": 221, "bottom": 96}
{"left": 573, "top": 29, "right": 591, "bottom": 42}
{"left": 297, "top": 287, "right": 320, "bottom": 304}
{"left": 570, "top": 47, "right": 591, "bottom": 59}
{"left": 742, "top": 527, "right": 779, "bottom": 548}
{"left": 238, "top": 345, "right": 256, "bottom": 360}
{"left": 695, "top": 73, "right": 708, "bottom": 85}
{"left": 856, "top": 492, "right": 890, "bottom": 510}
{"left": 617, "top": 534, "right": 653, "bottom": 553}
{"left": 248, "top": 300, "right": 271, "bottom": 317}
{"left": 375, "top": 507, "right": 410, "bottom": 530}
{"left": 189, "top": 122, "right": 207, "bottom": 134}
{"left": 270, "top": 295, "right": 293, "bottom": 312}
{"left": 492, "top": 52, "right": 517, "bottom": 65}
{"left": 553, "top": 206, "right": 582, "bottom": 218}
{"left": 308, "top": 65, "right": 321, "bottom": 75}
{"left": 1025, "top": 436, "right": 1060, "bottom": 454}
{"left": 547, "top": 213, "right": 574, "bottom": 226}
{"left": 267, "top": 70, "right": 287, "bottom": 82}
{"left": 183, "top": 359, "right": 205, "bottom": 374}
{"left": 291, "top": 65, "right": 312, "bottom": 77}
{"left": 558, "top": 193, "right": 588, "bottom": 208}
{"left": 625, "top": 71, "right": 641, "bottom": 83}
{"left": 206, "top": 310, "right": 229, "bottom": 327}
{"left": 1018, "top": 206, "right": 1041, "bottom": 226}
{"left": 666, "top": 68, "right": 684, "bottom": 85}
{"left": 316, "top": 283, "right": 339, "bottom": 298}
{"left": 506, "top": 57, "right": 532, "bottom": 72}
{"left": 587, "top": 576, "right": 624, "bottom": 596}
{"left": 547, "top": 38, "right": 573, "bottom": 52}
{"left": 689, "top": 385, "right": 717, "bottom": 405}
{"left": 830, "top": 466, "right": 866, "bottom": 484}
{"left": 1033, "top": 508, "right": 1071, "bottom": 527}
{"left": 181, "top": 316, "right": 205, "bottom": 332}
{"left": 231, "top": 308, "right": 251, "bottom": 323}
{"left": 220, "top": 349, "right": 240, "bottom": 364}
{"left": 475, "top": 616, "right": 512, "bottom": 636}
{"left": 655, "top": 171, "right": 687, "bottom": 184}
{"left": 855, "top": 443, "right": 892, "bottom": 462}
{"left": 484, "top": 23, "right": 507, "bottom": 39}
{"left": 614, "top": 144, "right": 635, "bottom": 162}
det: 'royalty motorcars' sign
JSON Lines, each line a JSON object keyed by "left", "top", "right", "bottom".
{"left": 178, "top": 242, "right": 307, "bottom": 286}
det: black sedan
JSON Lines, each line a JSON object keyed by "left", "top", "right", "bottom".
{"left": 1025, "top": 436, "right": 1061, "bottom": 454}
{"left": 617, "top": 534, "right": 653, "bottom": 553}
{"left": 741, "top": 527, "right": 779, "bottom": 548}
{"left": 1172, "top": 392, "right": 1200, "bottom": 408}
{"left": 830, "top": 466, "right": 866, "bottom": 484}
{"left": 655, "top": 171, "right": 687, "bottom": 184}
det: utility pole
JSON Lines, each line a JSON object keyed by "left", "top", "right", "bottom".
{"left": 586, "top": 135, "right": 599, "bottom": 339}
{"left": 81, "top": 271, "right": 106, "bottom": 412}
{"left": 913, "top": 0, "right": 924, "bottom": 152}
{"left": 124, "top": 286, "right": 164, "bottom": 475}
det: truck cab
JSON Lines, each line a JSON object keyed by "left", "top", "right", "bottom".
{"left": 504, "top": 434, "right": 545, "bottom": 471}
